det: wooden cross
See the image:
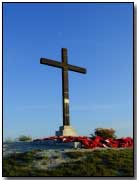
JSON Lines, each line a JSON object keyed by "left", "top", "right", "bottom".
{"left": 40, "top": 48, "right": 87, "bottom": 126}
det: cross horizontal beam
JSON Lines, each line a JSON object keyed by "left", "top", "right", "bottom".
{"left": 68, "top": 64, "right": 86, "bottom": 74}
{"left": 40, "top": 58, "right": 62, "bottom": 69}
{"left": 40, "top": 58, "right": 86, "bottom": 74}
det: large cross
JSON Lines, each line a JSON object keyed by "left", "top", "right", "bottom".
{"left": 40, "top": 48, "right": 87, "bottom": 126}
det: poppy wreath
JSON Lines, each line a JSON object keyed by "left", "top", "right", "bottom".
{"left": 33, "top": 136, "right": 133, "bottom": 149}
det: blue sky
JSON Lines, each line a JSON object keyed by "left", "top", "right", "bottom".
{"left": 3, "top": 3, "right": 133, "bottom": 139}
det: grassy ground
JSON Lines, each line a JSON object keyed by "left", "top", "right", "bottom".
{"left": 3, "top": 148, "right": 133, "bottom": 176}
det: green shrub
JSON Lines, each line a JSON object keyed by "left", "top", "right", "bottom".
{"left": 18, "top": 135, "right": 32, "bottom": 142}
{"left": 65, "top": 151, "right": 86, "bottom": 159}
{"left": 92, "top": 128, "right": 117, "bottom": 139}
{"left": 4, "top": 137, "right": 14, "bottom": 143}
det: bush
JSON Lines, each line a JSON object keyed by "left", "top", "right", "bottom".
{"left": 65, "top": 151, "right": 86, "bottom": 159}
{"left": 18, "top": 135, "right": 32, "bottom": 142}
{"left": 92, "top": 128, "right": 116, "bottom": 139}
{"left": 4, "top": 137, "right": 14, "bottom": 143}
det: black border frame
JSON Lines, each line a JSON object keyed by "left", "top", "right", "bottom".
{"left": 2, "top": 1, "right": 134, "bottom": 178}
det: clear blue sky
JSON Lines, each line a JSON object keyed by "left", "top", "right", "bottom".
{"left": 3, "top": 3, "right": 133, "bottom": 139}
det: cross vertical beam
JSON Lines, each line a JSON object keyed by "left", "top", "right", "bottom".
{"left": 62, "top": 48, "right": 70, "bottom": 126}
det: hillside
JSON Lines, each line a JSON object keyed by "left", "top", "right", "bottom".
{"left": 3, "top": 148, "right": 133, "bottom": 176}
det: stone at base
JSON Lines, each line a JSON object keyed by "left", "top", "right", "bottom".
{"left": 56, "top": 125, "right": 78, "bottom": 136}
